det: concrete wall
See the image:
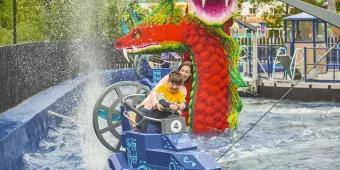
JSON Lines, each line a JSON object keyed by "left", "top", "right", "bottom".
{"left": 0, "top": 42, "right": 129, "bottom": 113}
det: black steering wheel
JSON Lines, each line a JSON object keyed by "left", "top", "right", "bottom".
{"left": 92, "top": 81, "right": 150, "bottom": 152}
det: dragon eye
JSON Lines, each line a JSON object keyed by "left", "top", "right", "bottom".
{"left": 132, "top": 30, "right": 141, "bottom": 39}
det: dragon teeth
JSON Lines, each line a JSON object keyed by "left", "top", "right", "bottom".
{"left": 225, "top": 0, "right": 229, "bottom": 7}
{"left": 202, "top": 0, "right": 206, "bottom": 8}
{"left": 123, "top": 48, "right": 130, "bottom": 62}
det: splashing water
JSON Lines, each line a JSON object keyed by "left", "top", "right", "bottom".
{"left": 23, "top": 76, "right": 111, "bottom": 170}
{"left": 194, "top": 98, "right": 340, "bottom": 169}
{"left": 75, "top": 77, "right": 111, "bottom": 170}
{"left": 68, "top": 0, "right": 110, "bottom": 168}
{"left": 23, "top": 97, "right": 340, "bottom": 169}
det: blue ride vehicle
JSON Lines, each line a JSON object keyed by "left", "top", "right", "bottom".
{"left": 92, "top": 55, "right": 221, "bottom": 169}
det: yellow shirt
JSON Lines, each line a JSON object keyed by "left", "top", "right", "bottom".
{"left": 156, "top": 84, "right": 185, "bottom": 104}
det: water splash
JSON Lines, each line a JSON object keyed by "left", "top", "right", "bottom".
{"left": 68, "top": 0, "right": 109, "bottom": 169}
{"left": 194, "top": 98, "right": 340, "bottom": 169}
{"left": 75, "top": 77, "right": 111, "bottom": 170}
{"left": 69, "top": 0, "right": 111, "bottom": 169}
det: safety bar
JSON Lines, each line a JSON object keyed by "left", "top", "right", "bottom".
{"left": 122, "top": 94, "right": 162, "bottom": 125}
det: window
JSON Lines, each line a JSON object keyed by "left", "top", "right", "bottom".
{"left": 316, "top": 22, "right": 325, "bottom": 42}
{"left": 296, "top": 21, "right": 313, "bottom": 42}
{"left": 286, "top": 21, "right": 293, "bottom": 42}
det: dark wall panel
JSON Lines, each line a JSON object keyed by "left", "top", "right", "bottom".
{"left": 0, "top": 42, "right": 128, "bottom": 112}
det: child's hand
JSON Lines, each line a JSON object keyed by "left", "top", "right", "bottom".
{"left": 169, "top": 104, "right": 179, "bottom": 111}
{"left": 153, "top": 103, "right": 163, "bottom": 111}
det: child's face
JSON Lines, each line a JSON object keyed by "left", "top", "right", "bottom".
{"left": 167, "top": 81, "right": 180, "bottom": 93}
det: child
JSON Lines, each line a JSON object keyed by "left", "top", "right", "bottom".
{"left": 141, "top": 71, "right": 187, "bottom": 133}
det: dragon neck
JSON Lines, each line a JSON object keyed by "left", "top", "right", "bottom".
{"left": 149, "top": 21, "right": 231, "bottom": 132}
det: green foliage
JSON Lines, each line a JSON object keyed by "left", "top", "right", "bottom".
{"left": 43, "top": 0, "right": 129, "bottom": 41}
{"left": 288, "top": 0, "right": 324, "bottom": 14}
{"left": 42, "top": 0, "right": 72, "bottom": 41}
{"left": 115, "top": 1, "right": 149, "bottom": 36}
{"left": 0, "top": 0, "right": 13, "bottom": 45}
{"left": 142, "top": 0, "right": 178, "bottom": 24}
{"left": 0, "top": 27, "right": 12, "bottom": 45}
{"left": 239, "top": 0, "right": 325, "bottom": 28}
{"left": 16, "top": 0, "right": 46, "bottom": 42}
{"left": 0, "top": 0, "right": 130, "bottom": 45}
{"left": 261, "top": 4, "right": 286, "bottom": 28}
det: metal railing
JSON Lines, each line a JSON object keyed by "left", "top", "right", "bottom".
{"left": 239, "top": 44, "right": 285, "bottom": 78}
{"left": 304, "top": 44, "right": 340, "bottom": 83}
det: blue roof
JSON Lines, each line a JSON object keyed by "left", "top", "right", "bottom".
{"left": 284, "top": 12, "right": 319, "bottom": 21}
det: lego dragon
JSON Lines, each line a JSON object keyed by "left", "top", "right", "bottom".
{"left": 115, "top": 0, "right": 246, "bottom": 133}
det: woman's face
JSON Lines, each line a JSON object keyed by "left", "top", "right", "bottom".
{"left": 179, "top": 65, "right": 191, "bottom": 82}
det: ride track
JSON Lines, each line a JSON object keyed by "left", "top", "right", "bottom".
{"left": 115, "top": 0, "right": 246, "bottom": 133}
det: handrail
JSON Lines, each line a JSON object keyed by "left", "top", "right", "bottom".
{"left": 290, "top": 48, "right": 302, "bottom": 80}
{"left": 272, "top": 47, "right": 303, "bottom": 80}
{"left": 272, "top": 47, "right": 287, "bottom": 78}
{"left": 122, "top": 94, "right": 162, "bottom": 125}
{"left": 257, "top": 58, "right": 267, "bottom": 74}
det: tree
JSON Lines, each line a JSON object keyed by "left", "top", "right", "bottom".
{"left": 16, "top": 0, "right": 46, "bottom": 42}
{"left": 0, "top": 0, "right": 13, "bottom": 45}
{"left": 0, "top": 0, "right": 130, "bottom": 45}
{"left": 238, "top": 0, "right": 325, "bottom": 28}
{"left": 327, "top": 0, "right": 336, "bottom": 12}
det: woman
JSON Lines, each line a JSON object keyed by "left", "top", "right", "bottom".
{"left": 139, "top": 61, "right": 192, "bottom": 110}
{"left": 137, "top": 61, "right": 193, "bottom": 130}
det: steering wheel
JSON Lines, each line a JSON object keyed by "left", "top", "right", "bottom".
{"left": 93, "top": 81, "right": 150, "bottom": 152}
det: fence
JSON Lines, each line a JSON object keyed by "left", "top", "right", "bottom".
{"left": 304, "top": 46, "right": 340, "bottom": 83}
{"left": 235, "top": 36, "right": 285, "bottom": 77}
{"left": 327, "top": 37, "right": 340, "bottom": 46}
{"left": 235, "top": 36, "right": 285, "bottom": 46}
{"left": 239, "top": 45, "right": 286, "bottom": 77}
{"left": 236, "top": 36, "right": 340, "bottom": 81}
{"left": 0, "top": 41, "right": 129, "bottom": 113}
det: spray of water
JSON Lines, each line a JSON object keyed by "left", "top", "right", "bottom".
{"left": 68, "top": 0, "right": 111, "bottom": 169}
{"left": 75, "top": 78, "right": 111, "bottom": 170}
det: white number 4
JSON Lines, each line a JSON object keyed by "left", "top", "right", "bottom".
{"left": 170, "top": 120, "right": 182, "bottom": 133}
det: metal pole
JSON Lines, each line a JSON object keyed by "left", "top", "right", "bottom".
{"left": 252, "top": 30, "right": 258, "bottom": 92}
{"left": 304, "top": 47, "right": 307, "bottom": 82}
{"left": 333, "top": 64, "right": 335, "bottom": 83}
{"left": 13, "top": 0, "right": 17, "bottom": 44}
{"left": 267, "top": 45, "right": 271, "bottom": 78}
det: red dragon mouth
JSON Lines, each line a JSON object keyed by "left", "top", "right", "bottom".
{"left": 188, "top": 0, "right": 236, "bottom": 24}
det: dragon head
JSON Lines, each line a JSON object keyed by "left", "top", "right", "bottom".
{"left": 115, "top": 26, "right": 161, "bottom": 53}
{"left": 187, "top": 0, "right": 236, "bottom": 25}
{"left": 115, "top": 0, "right": 187, "bottom": 60}
{"left": 115, "top": 23, "right": 188, "bottom": 60}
